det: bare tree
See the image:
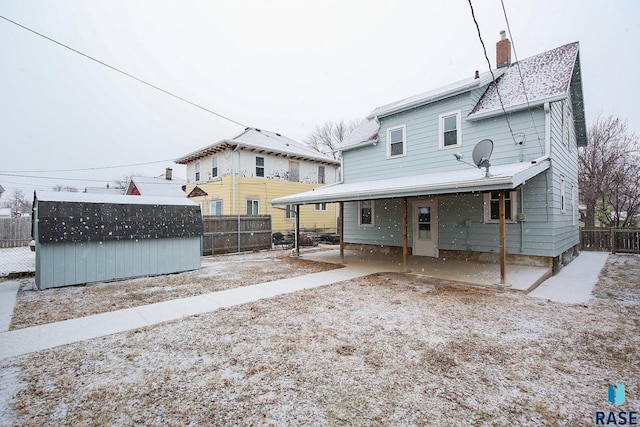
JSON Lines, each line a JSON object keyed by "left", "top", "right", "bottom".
{"left": 9, "top": 189, "right": 32, "bottom": 217}
{"left": 52, "top": 184, "right": 79, "bottom": 192}
{"left": 304, "top": 120, "right": 362, "bottom": 160}
{"left": 579, "top": 115, "right": 640, "bottom": 228}
{"left": 112, "top": 174, "right": 137, "bottom": 190}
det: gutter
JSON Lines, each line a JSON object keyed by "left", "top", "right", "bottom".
{"left": 466, "top": 94, "right": 565, "bottom": 122}
{"left": 531, "top": 102, "right": 552, "bottom": 164}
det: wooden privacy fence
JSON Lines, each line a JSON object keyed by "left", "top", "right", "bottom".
{"left": 201, "top": 215, "right": 272, "bottom": 255}
{"left": 580, "top": 229, "right": 640, "bottom": 254}
{"left": 0, "top": 217, "right": 31, "bottom": 248}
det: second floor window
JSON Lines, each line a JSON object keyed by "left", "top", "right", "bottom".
{"left": 439, "top": 110, "right": 462, "bottom": 149}
{"left": 318, "top": 166, "right": 325, "bottom": 184}
{"left": 387, "top": 125, "right": 406, "bottom": 158}
{"left": 211, "top": 157, "right": 218, "bottom": 178}
{"left": 256, "top": 157, "right": 265, "bottom": 177}
{"left": 195, "top": 162, "right": 201, "bottom": 182}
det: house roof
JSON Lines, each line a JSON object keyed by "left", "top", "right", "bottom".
{"left": 128, "top": 175, "right": 187, "bottom": 198}
{"left": 272, "top": 160, "right": 549, "bottom": 205}
{"left": 175, "top": 127, "right": 340, "bottom": 165}
{"left": 367, "top": 69, "right": 504, "bottom": 120}
{"left": 338, "top": 118, "right": 380, "bottom": 151}
{"left": 468, "top": 42, "right": 580, "bottom": 119}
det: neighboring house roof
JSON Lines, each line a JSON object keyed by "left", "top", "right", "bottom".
{"left": 127, "top": 176, "right": 187, "bottom": 198}
{"left": 273, "top": 160, "right": 550, "bottom": 205}
{"left": 187, "top": 186, "right": 208, "bottom": 198}
{"left": 175, "top": 127, "right": 340, "bottom": 165}
{"left": 0, "top": 184, "right": 4, "bottom": 198}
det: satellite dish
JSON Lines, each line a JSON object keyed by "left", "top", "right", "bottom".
{"left": 472, "top": 139, "right": 493, "bottom": 177}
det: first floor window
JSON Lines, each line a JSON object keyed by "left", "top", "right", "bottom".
{"left": 246, "top": 199, "right": 260, "bottom": 215}
{"left": 195, "top": 162, "right": 201, "bottom": 182}
{"left": 315, "top": 202, "right": 327, "bottom": 211}
{"left": 256, "top": 157, "right": 265, "bottom": 177}
{"left": 210, "top": 200, "right": 223, "bottom": 215}
{"left": 359, "top": 200, "right": 374, "bottom": 226}
{"left": 285, "top": 204, "right": 295, "bottom": 220}
{"left": 484, "top": 191, "right": 517, "bottom": 223}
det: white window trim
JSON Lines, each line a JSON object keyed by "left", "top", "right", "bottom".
{"left": 209, "top": 200, "right": 223, "bottom": 216}
{"left": 211, "top": 157, "right": 218, "bottom": 178}
{"left": 246, "top": 199, "right": 260, "bottom": 215}
{"left": 314, "top": 202, "right": 327, "bottom": 211}
{"left": 438, "top": 110, "right": 462, "bottom": 149}
{"left": 195, "top": 161, "right": 201, "bottom": 182}
{"left": 358, "top": 200, "right": 375, "bottom": 227}
{"left": 285, "top": 204, "right": 295, "bottom": 220}
{"left": 483, "top": 191, "right": 518, "bottom": 223}
{"left": 386, "top": 124, "right": 407, "bottom": 159}
{"left": 256, "top": 157, "right": 265, "bottom": 178}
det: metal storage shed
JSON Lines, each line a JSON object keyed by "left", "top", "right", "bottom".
{"left": 33, "top": 191, "right": 203, "bottom": 289}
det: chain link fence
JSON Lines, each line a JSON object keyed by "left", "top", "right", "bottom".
{"left": 0, "top": 217, "right": 35, "bottom": 277}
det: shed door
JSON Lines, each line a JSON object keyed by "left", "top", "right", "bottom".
{"left": 413, "top": 201, "right": 438, "bottom": 257}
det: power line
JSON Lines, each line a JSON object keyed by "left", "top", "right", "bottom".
{"left": 1, "top": 158, "right": 176, "bottom": 173}
{"left": 466, "top": 0, "right": 518, "bottom": 145}
{"left": 0, "top": 173, "right": 112, "bottom": 183}
{"left": 0, "top": 14, "right": 249, "bottom": 129}
{"left": 500, "top": 0, "right": 544, "bottom": 149}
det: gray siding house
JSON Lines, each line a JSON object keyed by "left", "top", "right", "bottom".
{"left": 273, "top": 35, "right": 587, "bottom": 275}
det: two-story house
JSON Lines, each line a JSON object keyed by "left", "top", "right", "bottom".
{"left": 273, "top": 33, "right": 587, "bottom": 276}
{"left": 175, "top": 127, "right": 341, "bottom": 233}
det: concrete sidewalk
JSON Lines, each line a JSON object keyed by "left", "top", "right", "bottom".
{"left": 529, "top": 251, "right": 609, "bottom": 303}
{"left": 0, "top": 264, "right": 377, "bottom": 360}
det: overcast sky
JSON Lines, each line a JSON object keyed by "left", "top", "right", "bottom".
{"left": 1, "top": 0, "right": 638, "bottom": 199}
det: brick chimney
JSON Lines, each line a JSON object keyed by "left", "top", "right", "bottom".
{"left": 165, "top": 167, "right": 173, "bottom": 180}
{"left": 496, "top": 30, "right": 511, "bottom": 68}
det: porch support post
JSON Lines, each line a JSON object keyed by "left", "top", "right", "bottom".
{"left": 402, "top": 197, "right": 409, "bottom": 272}
{"left": 339, "top": 202, "right": 344, "bottom": 262}
{"left": 295, "top": 204, "right": 300, "bottom": 257}
{"left": 499, "top": 190, "right": 507, "bottom": 284}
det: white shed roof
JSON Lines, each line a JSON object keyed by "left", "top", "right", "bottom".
{"left": 36, "top": 191, "right": 197, "bottom": 206}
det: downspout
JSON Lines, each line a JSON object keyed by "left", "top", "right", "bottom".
{"left": 232, "top": 144, "right": 240, "bottom": 214}
{"left": 531, "top": 102, "right": 551, "bottom": 164}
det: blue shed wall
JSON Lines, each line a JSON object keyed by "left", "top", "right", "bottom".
{"left": 35, "top": 236, "right": 200, "bottom": 289}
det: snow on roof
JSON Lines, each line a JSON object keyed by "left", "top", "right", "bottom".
{"left": 36, "top": 191, "right": 197, "bottom": 206}
{"left": 469, "top": 42, "right": 579, "bottom": 118}
{"left": 272, "top": 160, "right": 549, "bottom": 205}
{"left": 129, "top": 175, "right": 187, "bottom": 198}
{"left": 175, "top": 128, "right": 339, "bottom": 165}
{"left": 367, "top": 70, "right": 503, "bottom": 119}
{"left": 338, "top": 118, "right": 380, "bottom": 151}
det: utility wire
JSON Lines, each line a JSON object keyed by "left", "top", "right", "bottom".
{"left": 0, "top": 14, "right": 249, "bottom": 129}
{"left": 1, "top": 158, "right": 176, "bottom": 173}
{"left": 466, "top": 0, "right": 518, "bottom": 145}
{"left": 500, "top": 0, "right": 544, "bottom": 149}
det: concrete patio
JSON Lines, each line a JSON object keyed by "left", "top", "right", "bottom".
{"left": 301, "top": 248, "right": 552, "bottom": 292}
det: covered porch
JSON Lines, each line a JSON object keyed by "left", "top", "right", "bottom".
{"left": 302, "top": 248, "right": 551, "bottom": 292}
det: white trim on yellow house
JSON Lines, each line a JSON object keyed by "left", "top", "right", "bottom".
{"left": 186, "top": 176, "right": 339, "bottom": 233}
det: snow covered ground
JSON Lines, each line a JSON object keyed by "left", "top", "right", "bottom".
{"left": 0, "top": 247, "right": 34, "bottom": 276}
{"left": 0, "top": 253, "right": 638, "bottom": 425}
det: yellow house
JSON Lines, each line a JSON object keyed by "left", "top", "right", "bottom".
{"left": 175, "top": 127, "right": 341, "bottom": 233}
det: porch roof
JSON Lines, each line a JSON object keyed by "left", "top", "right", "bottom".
{"left": 271, "top": 159, "right": 549, "bottom": 205}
